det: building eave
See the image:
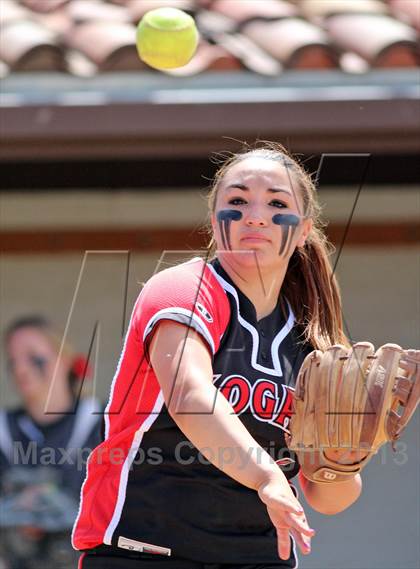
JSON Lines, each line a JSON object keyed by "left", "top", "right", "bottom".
{"left": 1, "top": 69, "right": 419, "bottom": 160}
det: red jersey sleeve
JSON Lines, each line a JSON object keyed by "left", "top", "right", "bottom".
{"left": 133, "top": 258, "right": 230, "bottom": 357}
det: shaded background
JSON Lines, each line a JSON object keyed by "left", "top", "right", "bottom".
{"left": 1, "top": 1, "right": 419, "bottom": 568}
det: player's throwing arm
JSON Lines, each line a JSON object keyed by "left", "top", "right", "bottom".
{"left": 149, "top": 321, "right": 316, "bottom": 560}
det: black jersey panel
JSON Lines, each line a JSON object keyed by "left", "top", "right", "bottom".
{"left": 114, "top": 427, "right": 296, "bottom": 565}
{"left": 107, "top": 258, "right": 313, "bottom": 564}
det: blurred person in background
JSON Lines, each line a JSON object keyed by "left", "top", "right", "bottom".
{"left": 0, "top": 316, "right": 102, "bottom": 569}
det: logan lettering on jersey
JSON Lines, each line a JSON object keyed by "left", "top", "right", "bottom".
{"left": 218, "top": 375, "right": 251, "bottom": 415}
{"left": 216, "top": 374, "right": 294, "bottom": 432}
{"left": 272, "top": 386, "right": 294, "bottom": 430}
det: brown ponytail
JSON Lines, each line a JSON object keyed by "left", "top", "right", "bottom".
{"left": 282, "top": 229, "right": 349, "bottom": 350}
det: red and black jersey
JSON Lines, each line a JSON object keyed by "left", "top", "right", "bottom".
{"left": 72, "top": 257, "right": 312, "bottom": 565}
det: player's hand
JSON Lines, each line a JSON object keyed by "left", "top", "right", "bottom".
{"left": 257, "top": 477, "right": 315, "bottom": 560}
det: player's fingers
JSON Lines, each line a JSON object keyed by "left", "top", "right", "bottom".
{"left": 283, "top": 511, "right": 316, "bottom": 537}
{"left": 276, "top": 527, "right": 291, "bottom": 560}
{"left": 290, "top": 527, "right": 312, "bottom": 556}
{"left": 273, "top": 495, "right": 305, "bottom": 516}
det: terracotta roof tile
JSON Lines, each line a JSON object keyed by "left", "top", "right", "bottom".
{"left": 196, "top": 8, "right": 282, "bottom": 73}
{"left": 376, "top": 42, "right": 419, "bottom": 67}
{"left": 196, "top": 8, "right": 237, "bottom": 34}
{"left": 326, "top": 13, "right": 419, "bottom": 67}
{"left": 205, "top": 32, "right": 282, "bottom": 75}
{"left": 32, "top": 7, "right": 73, "bottom": 36}
{"left": 127, "top": 1, "right": 196, "bottom": 23}
{"left": 21, "top": 0, "right": 69, "bottom": 13}
{"left": 299, "top": 0, "right": 388, "bottom": 20}
{"left": 0, "top": 19, "right": 66, "bottom": 71}
{"left": 165, "top": 40, "right": 244, "bottom": 75}
{"left": 389, "top": 0, "right": 420, "bottom": 31}
{"left": 0, "top": 0, "right": 418, "bottom": 76}
{"left": 65, "top": 21, "right": 144, "bottom": 71}
{"left": 339, "top": 51, "right": 370, "bottom": 73}
{"left": 242, "top": 18, "right": 339, "bottom": 69}
{"left": 0, "top": 0, "right": 32, "bottom": 26}
{"left": 208, "top": 0, "right": 298, "bottom": 23}
{"left": 68, "top": 0, "right": 131, "bottom": 24}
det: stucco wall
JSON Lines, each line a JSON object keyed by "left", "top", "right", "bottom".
{"left": 0, "top": 186, "right": 418, "bottom": 568}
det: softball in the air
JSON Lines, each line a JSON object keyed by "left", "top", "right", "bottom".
{"left": 136, "top": 7, "right": 199, "bottom": 70}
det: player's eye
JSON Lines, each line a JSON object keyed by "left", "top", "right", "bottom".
{"left": 269, "top": 200, "right": 288, "bottom": 208}
{"left": 29, "top": 354, "right": 48, "bottom": 373}
{"left": 228, "top": 198, "right": 247, "bottom": 206}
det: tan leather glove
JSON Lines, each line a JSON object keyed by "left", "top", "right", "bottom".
{"left": 288, "top": 343, "right": 419, "bottom": 483}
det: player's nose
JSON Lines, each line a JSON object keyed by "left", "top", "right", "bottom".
{"left": 244, "top": 207, "right": 269, "bottom": 227}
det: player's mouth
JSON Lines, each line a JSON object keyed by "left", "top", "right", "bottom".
{"left": 240, "top": 233, "right": 271, "bottom": 244}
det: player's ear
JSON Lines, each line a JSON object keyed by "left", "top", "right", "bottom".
{"left": 210, "top": 213, "right": 216, "bottom": 233}
{"left": 297, "top": 218, "right": 313, "bottom": 248}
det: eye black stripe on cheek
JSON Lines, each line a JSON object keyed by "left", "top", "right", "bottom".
{"left": 280, "top": 225, "right": 291, "bottom": 257}
{"left": 283, "top": 222, "right": 298, "bottom": 258}
{"left": 217, "top": 210, "right": 242, "bottom": 251}
{"left": 272, "top": 214, "right": 300, "bottom": 257}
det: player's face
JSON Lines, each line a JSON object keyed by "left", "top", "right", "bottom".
{"left": 212, "top": 157, "right": 312, "bottom": 270}
{"left": 6, "top": 328, "right": 67, "bottom": 401}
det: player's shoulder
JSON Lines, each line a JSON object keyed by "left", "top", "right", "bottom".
{"left": 0, "top": 407, "right": 23, "bottom": 424}
{"left": 135, "top": 257, "right": 230, "bottom": 330}
{"left": 132, "top": 257, "right": 231, "bottom": 349}
{"left": 143, "top": 256, "right": 223, "bottom": 296}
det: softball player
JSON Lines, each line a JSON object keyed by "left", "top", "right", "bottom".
{"left": 73, "top": 143, "right": 362, "bottom": 568}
